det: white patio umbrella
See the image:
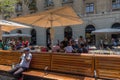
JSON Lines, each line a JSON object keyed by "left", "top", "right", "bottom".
{"left": 2, "top": 33, "right": 31, "bottom": 37}
{"left": 0, "top": 20, "right": 31, "bottom": 39}
{"left": 92, "top": 28, "right": 120, "bottom": 47}
{"left": 92, "top": 28, "right": 120, "bottom": 34}
{"left": 92, "top": 28, "right": 120, "bottom": 38}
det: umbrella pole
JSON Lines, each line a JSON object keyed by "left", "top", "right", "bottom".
{"left": 50, "top": 21, "right": 53, "bottom": 49}
{"left": 50, "top": 13, "right": 54, "bottom": 50}
{"left": 0, "top": 26, "right": 2, "bottom": 40}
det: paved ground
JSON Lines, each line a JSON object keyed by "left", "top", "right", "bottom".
{"left": 0, "top": 75, "right": 14, "bottom": 80}
{"left": 0, "top": 74, "right": 54, "bottom": 80}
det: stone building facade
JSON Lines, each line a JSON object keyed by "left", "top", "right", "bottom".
{"left": 1, "top": 0, "right": 120, "bottom": 46}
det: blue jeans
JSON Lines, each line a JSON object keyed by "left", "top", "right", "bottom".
{"left": 8, "top": 65, "right": 27, "bottom": 79}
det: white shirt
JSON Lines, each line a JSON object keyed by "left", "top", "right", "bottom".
{"left": 19, "top": 53, "right": 32, "bottom": 68}
{"left": 64, "top": 46, "right": 73, "bottom": 53}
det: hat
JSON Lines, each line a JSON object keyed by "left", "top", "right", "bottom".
{"left": 23, "top": 47, "right": 30, "bottom": 51}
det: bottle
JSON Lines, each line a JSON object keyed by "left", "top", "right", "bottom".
{"left": 12, "top": 63, "right": 15, "bottom": 69}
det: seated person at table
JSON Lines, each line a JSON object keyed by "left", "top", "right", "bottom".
{"left": 8, "top": 48, "right": 32, "bottom": 80}
{"left": 64, "top": 43, "right": 73, "bottom": 53}
{"left": 59, "top": 42, "right": 65, "bottom": 52}
{"left": 71, "top": 40, "right": 79, "bottom": 53}
{"left": 52, "top": 44, "right": 60, "bottom": 52}
{"left": 103, "top": 39, "right": 108, "bottom": 49}
{"left": 78, "top": 44, "right": 88, "bottom": 53}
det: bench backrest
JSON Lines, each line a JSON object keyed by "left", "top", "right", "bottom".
{"left": 51, "top": 53, "right": 95, "bottom": 77}
{"left": 95, "top": 55, "right": 120, "bottom": 79}
{"left": 0, "top": 51, "right": 21, "bottom": 65}
{"left": 2, "top": 50, "right": 120, "bottom": 79}
{"left": 30, "top": 53, "right": 51, "bottom": 70}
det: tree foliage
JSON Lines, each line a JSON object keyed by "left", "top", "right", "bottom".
{"left": 0, "top": 0, "right": 18, "bottom": 14}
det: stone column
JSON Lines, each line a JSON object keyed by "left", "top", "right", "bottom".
{"left": 22, "top": 0, "right": 29, "bottom": 15}
{"left": 53, "top": 0, "right": 62, "bottom": 8}
{"left": 36, "top": 0, "right": 44, "bottom": 12}
{"left": 96, "top": 0, "right": 108, "bottom": 14}
{"left": 73, "top": 0, "right": 84, "bottom": 15}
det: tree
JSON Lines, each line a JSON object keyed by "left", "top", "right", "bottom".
{"left": 0, "top": 0, "right": 18, "bottom": 19}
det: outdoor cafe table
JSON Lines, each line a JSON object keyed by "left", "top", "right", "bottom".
{"left": 89, "top": 49, "right": 120, "bottom": 55}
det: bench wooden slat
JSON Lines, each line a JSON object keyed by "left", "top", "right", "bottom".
{"left": 0, "top": 65, "right": 11, "bottom": 71}
{"left": 95, "top": 55, "right": 120, "bottom": 79}
{"left": 30, "top": 53, "right": 51, "bottom": 70}
{"left": 23, "top": 70, "right": 95, "bottom": 80}
{"left": 0, "top": 52, "right": 21, "bottom": 65}
{"left": 51, "top": 54, "right": 94, "bottom": 77}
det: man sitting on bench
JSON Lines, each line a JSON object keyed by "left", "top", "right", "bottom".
{"left": 8, "top": 47, "right": 32, "bottom": 80}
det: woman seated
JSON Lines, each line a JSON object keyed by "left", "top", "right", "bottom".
{"left": 52, "top": 44, "right": 60, "bottom": 52}
{"left": 64, "top": 42, "right": 73, "bottom": 53}
{"left": 59, "top": 42, "right": 65, "bottom": 53}
{"left": 78, "top": 44, "right": 88, "bottom": 53}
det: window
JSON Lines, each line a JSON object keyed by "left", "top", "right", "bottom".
{"left": 85, "top": 3, "right": 94, "bottom": 13}
{"left": 45, "top": 0, "right": 54, "bottom": 7}
{"left": 16, "top": 30, "right": 22, "bottom": 41}
{"left": 28, "top": 0, "right": 37, "bottom": 11}
{"left": 85, "top": 25, "right": 95, "bottom": 45}
{"left": 62, "top": 0, "right": 73, "bottom": 3}
{"left": 16, "top": 2, "right": 22, "bottom": 12}
{"left": 4, "top": 13, "right": 10, "bottom": 20}
{"left": 16, "top": 30, "right": 22, "bottom": 34}
{"left": 4, "top": 32, "right": 9, "bottom": 34}
{"left": 111, "top": 23, "right": 120, "bottom": 39}
{"left": 112, "top": 0, "right": 120, "bottom": 10}
{"left": 31, "top": 29, "right": 37, "bottom": 45}
{"left": 46, "top": 28, "right": 51, "bottom": 49}
{"left": 16, "top": 13, "right": 22, "bottom": 17}
{"left": 63, "top": 0, "right": 68, "bottom": 3}
{"left": 64, "top": 26, "right": 72, "bottom": 40}
{"left": 112, "top": 23, "right": 120, "bottom": 29}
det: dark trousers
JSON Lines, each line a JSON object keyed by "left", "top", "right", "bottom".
{"left": 8, "top": 66, "right": 27, "bottom": 79}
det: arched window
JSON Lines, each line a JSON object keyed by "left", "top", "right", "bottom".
{"left": 16, "top": 30, "right": 22, "bottom": 34}
{"left": 111, "top": 23, "right": 120, "bottom": 38}
{"left": 31, "top": 29, "right": 37, "bottom": 45}
{"left": 28, "top": 0, "right": 37, "bottom": 13}
{"left": 112, "top": 0, "right": 120, "bottom": 10}
{"left": 4, "top": 32, "right": 9, "bottom": 34}
{"left": 16, "top": 2, "right": 22, "bottom": 12}
{"left": 85, "top": 25, "right": 95, "bottom": 45}
{"left": 64, "top": 26, "right": 72, "bottom": 40}
{"left": 45, "top": 0, "right": 54, "bottom": 7}
{"left": 46, "top": 28, "right": 51, "bottom": 49}
{"left": 112, "top": 23, "right": 120, "bottom": 29}
{"left": 16, "top": 30, "right": 22, "bottom": 41}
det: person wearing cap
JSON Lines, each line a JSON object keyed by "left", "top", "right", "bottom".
{"left": 8, "top": 47, "right": 32, "bottom": 80}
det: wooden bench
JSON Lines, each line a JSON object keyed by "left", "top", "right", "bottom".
{"left": 0, "top": 65, "right": 11, "bottom": 71}
{"left": 1, "top": 50, "right": 120, "bottom": 79}
{"left": 23, "top": 53, "right": 95, "bottom": 80}
{"left": 0, "top": 50, "right": 21, "bottom": 76}
{"left": 51, "top": 53, "right": 95, "bottom": 77}
{"left": 23, "top": 70, "right": 95, "bottom": 80}
{"left": 29, "top": 52, "right": 51, "bottom": 70}
{"left": 0, "top": 50, "right": 21, "bottom": 66}
{"left": 95, "top": 54, "right": 120, "bottom": 79}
